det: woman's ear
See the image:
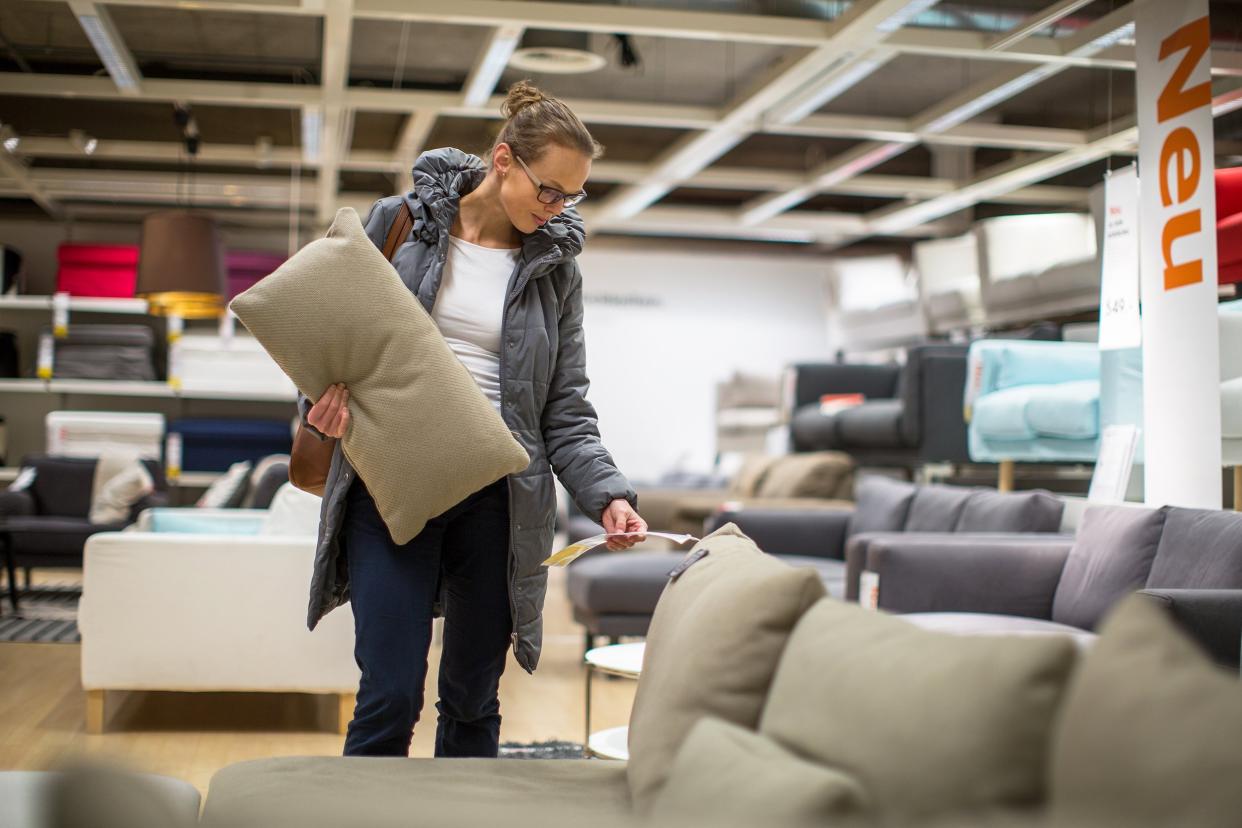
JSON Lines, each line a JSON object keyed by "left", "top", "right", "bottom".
{"left": 493, "top": 142, "right": 512, "bottom": 176}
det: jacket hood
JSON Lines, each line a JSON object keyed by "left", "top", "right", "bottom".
{"left": 410, "top": 147, "right": 585, "bottom": 264}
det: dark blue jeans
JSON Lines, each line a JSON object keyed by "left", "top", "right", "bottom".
{"left": 341, "top": 474, "right": 512, "bottom": 758}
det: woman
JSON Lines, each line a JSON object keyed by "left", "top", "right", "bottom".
{"left": 295, "top": 80, "right": 647, "bottom": 759}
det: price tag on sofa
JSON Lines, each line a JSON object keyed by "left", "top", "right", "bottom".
{"left": 859, "top": 571, "right": 880, "bottom": 610}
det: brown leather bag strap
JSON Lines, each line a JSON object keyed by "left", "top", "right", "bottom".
{"left": 381, "top": 201, "right": 415, "bottom": 263}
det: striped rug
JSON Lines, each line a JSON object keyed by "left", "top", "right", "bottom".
{"left": 0, "top": 584, "right": 81, "bottom": 644}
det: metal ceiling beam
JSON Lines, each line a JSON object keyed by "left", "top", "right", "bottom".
{"left": 0, "top": 72, "right": 1091, "bottom": 153}
{"left": 593, "top": 0, "right": 945, "bottom": 223}
{"left": 67, "top": 1, "right": 143, "bottom": 95}
{"left": 10, "top": 142, "right": 1091, "bottom": 212}
{"left": 866, "top": 81, "right": 1242, "bottom": 239}
{"left": 0, "top": 149, "right": 63, "bottom": 220}
{"left": 988, "top": 0, "right": 1097, "bottom": 52}
{"left": 391, "top": 109, "right": 437, "bottom": 192}
{"left": 23, "top": 0, "right": 1242, "bottom": 78}
{"left": 462, "top": 25, "right": 524, "bottom": 108}
{"left": 315, "top": 0, "right": 353, "bottom": 225}
{"left": 737, "top": 2, "right": 1134, "bottom": 225}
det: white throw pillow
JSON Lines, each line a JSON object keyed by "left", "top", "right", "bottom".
{"left": 196, "top": 461, "right": 252, "bottom": 508}
{"left": 89, "top": 460, "right": 154, "bottom": 524}
{"left": 259, "top": 482, "right": 322, "bottom": 536}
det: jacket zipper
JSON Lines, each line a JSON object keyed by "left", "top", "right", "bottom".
{"left": 498, "top": 251, "right": 557, "bottom": 667}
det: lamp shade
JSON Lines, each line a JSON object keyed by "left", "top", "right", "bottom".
{"left": 137, "top": 210, "right": 227, "bottom": 317}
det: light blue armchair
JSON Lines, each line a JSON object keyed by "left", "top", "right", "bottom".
{"left": 964, "top": 340, "right": 1102, "bottom": 471}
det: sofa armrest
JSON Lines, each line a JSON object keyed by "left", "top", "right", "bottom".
{"left": 706, "top": 506, "right": 854, "bottom": 560}
{"left": 791, "top": 362, "right": 901, "bottom": 409}
{"left": 0, "top": 489, "right": 35, "bottom": 521}
{"left": 864, "top": 535, "right": 1074, "bottom": 617}
{"left": 900, "top": 345, "right": 970, "bottom": 462}
{"left": 1140, "top": 589, "right": 1242, "bottom": 670}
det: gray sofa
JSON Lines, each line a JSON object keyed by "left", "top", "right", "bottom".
{"left": 17, "top": 523, "right": 1242, "bottom": 827}
{"left": 858, "top": 502, "right": 1242, "bottom": 668}
{"left": 566, "top": 475, "right": 1065, "bottom": 648}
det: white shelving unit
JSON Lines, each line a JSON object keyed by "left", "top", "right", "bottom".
{"left": 0, "top": 466, "right": 222, "bottom": 487}
{"left": 2, "top": 294, "right": 295, "bottom": 504}
{"left": 0, "top": 378, "right": 296, "bottom": 403}
{"left": 0, "top": 295, "right": 150, "bottom": 315}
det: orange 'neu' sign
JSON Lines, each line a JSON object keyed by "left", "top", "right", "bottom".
{"left": 1157, "top": 16, "right": 1212, "bottom": 291}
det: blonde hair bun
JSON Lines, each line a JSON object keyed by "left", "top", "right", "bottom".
{"left": 501, "top": 80, "right": 547, "bottom": 119}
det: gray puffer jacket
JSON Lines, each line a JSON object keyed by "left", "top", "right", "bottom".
{"left": 297, "top": 147, "right": 636, "bottom": 673}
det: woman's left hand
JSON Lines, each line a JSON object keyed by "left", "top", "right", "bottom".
{"left": 601, "top": 499, "right": 647, "bottom": 551}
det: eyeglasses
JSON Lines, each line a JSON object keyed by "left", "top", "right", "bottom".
{"left": 513, "top": 154, "right": 588, "bottom": 208}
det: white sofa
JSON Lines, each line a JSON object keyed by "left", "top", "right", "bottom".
{"left": 79, "top": 485, "right": 358, "bottom": 733}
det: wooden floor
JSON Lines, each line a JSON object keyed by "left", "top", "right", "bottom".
{"left": 0, "top": 566, "right": 639, "bottom": 795}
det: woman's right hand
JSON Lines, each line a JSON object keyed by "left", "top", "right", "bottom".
{"left": 308, "top": 383, "right": 350, "bottom": 439}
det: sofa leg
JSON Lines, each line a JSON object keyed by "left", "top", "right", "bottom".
{"left": 998, "top": 460, "right": 1015, "bottom": 493}
{"left": 85, "top": 690, "right": 105, "bottom": 734}
{"left": 1234, "top": 467, "right": 1241, "bottom": 511}
{"left": 337, "top": 693, "right": 355, "bottom": 736}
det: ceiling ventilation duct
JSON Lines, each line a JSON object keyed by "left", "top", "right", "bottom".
{"left": 509, "top": 29, "right": 607, "bottom": 74}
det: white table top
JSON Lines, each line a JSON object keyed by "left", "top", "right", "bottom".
{"left": 587, "top": 726, "right": 629, "bottom": 761}
{"left": 584, "top": 642, "right": 645, "bottom": 677}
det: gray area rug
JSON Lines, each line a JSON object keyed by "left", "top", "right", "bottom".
{"left": 0, "top": 585, "right": 81, "bottom": 644}
{"left": 498, "top": 740, "right": 587, "bottom": 759}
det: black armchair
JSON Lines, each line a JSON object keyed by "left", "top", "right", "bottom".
{"left": 789, "top": 344, "right": 971, "bottom": 471}
{"left": 0, "top": 454, "right": 169, "bottom": 612}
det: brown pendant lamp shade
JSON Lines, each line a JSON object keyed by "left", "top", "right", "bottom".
{"left": 136, "top": 210, "right": 227, "bottom": 318}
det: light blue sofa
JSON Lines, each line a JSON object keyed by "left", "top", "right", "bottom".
{"left": 965, "top": 340, "right": 1102, "bottom": 464}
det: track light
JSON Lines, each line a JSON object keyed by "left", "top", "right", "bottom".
{"left": 0, "top": 126, "right": 19, "bottom": 153}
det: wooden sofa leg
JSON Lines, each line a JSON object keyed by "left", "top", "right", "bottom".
{"left": 85, "top": 690, "right": 105, "bottom": 734}
{"left": 1234, "top": 466, "right": 1241, "bottom": 511}
{"left": 337, "top": 693, "right": 355, "bottom": 736}
{"left": 998, "top": 460, "right": 1015, "bottom": 493}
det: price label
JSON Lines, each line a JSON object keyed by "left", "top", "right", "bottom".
{"left": 36, "top": 332, "right": 54, "bottom": 380}
{"left": 859, "top": 570, "right": 880, "bottom": 610}
{"left": 165, "top": 432, "right": 183, "bottom": 480}
{"left": 52, "top": 292, "right": 70, "bottom": 338}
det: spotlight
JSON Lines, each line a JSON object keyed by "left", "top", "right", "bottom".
{"left": 0, "top": 125, "right": 19, "bottom": 153}
{"left": 70, "top": 129, "right": 98, "bottom": 155}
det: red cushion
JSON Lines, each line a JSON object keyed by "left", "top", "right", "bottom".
{"left": 1217, "top": 167, "right": 1242, "bottom": 221}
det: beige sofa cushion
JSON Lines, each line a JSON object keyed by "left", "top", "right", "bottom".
{"left": 754, "top": 451, "right": 855, "bottom": 500}
{"left": 760, "top": 598, "right": 1077, "bottom": 822}
{"left": 725, "top": 453, "right": 780, "bottom": 497}
{"left": 626, "top": 523, "right": 825, "bottom": 813}
{"left": 201, "top": 756, "right": 633, "bottom": 828}
{"left": 229, "top": 207, "right": 529, "bottom": 545}
{"left": 1049, "top": 595, "right": 1242, "bottom": 827}
{"left": 650, "top": 717, "right": 867, "bottom": 827}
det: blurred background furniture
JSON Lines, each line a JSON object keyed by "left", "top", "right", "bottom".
{"left": 788, "top": 344, "right": 973, "bottom": 476}
{"left": 79, "top": 482, "right": 355, "bottom": 733}
{"left": 860, "top": 503, "right": 1242, "bottom": 670}
{"left": 0, "top": 453, "right": 168, "bottom": 612}
{"left": 713, "top": 370, "right": 782, "bottom": 456}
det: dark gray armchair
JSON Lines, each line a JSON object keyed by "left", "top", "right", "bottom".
{"left": 0, "top": 454, "right": 169, "bottom": 612}
{"left": 789, "top": 344, "right": 972, "bottom": 471}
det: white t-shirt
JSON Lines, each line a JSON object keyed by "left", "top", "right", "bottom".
{"left": 431, "top": 235, "right": 520, "bottom": 409}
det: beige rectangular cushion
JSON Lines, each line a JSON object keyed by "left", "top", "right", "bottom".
{"left": 625, "top": 523, "right": 825, "bottom": 813}
{"left": 650, "top": 717, "right": 867, "bottom": 827}
{"left": 755, "top": 451, "right": 855, "bottom": 500}
{"left": 229, "top": 207, "right": 529, "bottom": 544}
{"left": 759, "top": 598, "right": 1077, "bottom": 822}
{"left": 1049, "top": 595, "right": 1242, "bottom": 827}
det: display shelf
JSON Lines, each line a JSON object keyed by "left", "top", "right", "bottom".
{"left": 0, "top": 378, "right": 296, "bottom": 403}
{"left": 0, "top": 295, "right": 150, "bottom": 315}
{"left": 0, "top": 466, "right": 222, "bottom": 487}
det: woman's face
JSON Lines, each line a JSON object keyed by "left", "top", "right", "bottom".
{"left": 495, "top": 142, "right": 591, "bottom": 235}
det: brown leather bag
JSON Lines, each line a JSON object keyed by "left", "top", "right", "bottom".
{"left": 289, "top": 202, "right": 415, "bottom": 497}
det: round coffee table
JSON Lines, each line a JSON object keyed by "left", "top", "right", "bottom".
{"left": 583, "top": 642, "right": 645, "bottom": 759}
